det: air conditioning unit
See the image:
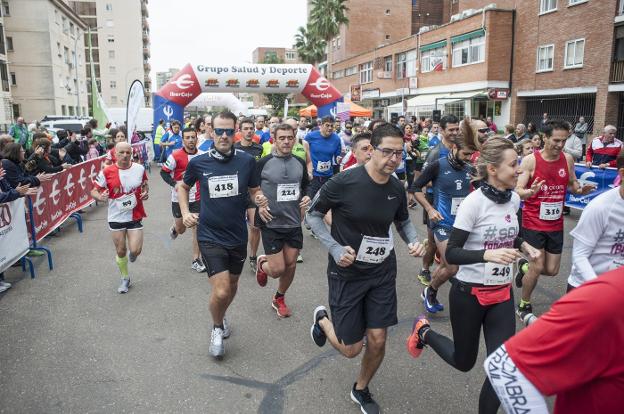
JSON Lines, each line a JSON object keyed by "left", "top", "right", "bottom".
{"left": 484, "top": 3, "right": 497, "bottom": 10}
{"left": 462, "top": 9, "right": 478, "bottom": 18}
{"left": 377, "top": 71, "right": 392, "bottom": 79}
{"left": 450, "top": 13, "right": 462, "bottom": 22}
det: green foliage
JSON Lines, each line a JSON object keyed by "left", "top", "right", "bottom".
{"left": 262, "top": 55, "right": 288, "bottom": 114}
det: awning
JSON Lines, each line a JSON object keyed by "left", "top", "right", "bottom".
{"left": 420, "top": 40, "right": 447, "bottom": 53}
{"left": 406, "top": 93, "right": 449, "bottom": 108}
{"left": 451, "top": 28, "right": 486, "bottom": 44}
{"left": 440, "top": 91, "right": 488, "bottom": 105}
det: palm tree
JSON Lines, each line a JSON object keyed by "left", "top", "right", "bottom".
{"left": 308, "top": 0, "right": 349, "bottom": 42}
{"left": 294, "top": 25, "right": 326, "bottom": 64}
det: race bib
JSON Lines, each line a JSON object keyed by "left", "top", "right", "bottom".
{"left": 484, "top": 262, "right": 512, "bottom": 285}
{"left": 316, "top": 160, "right": 331, "bottom": 173}
{"left": 539, "top": 201, "right": 563, "bottom": 221}
{"left": 117, "top": 193, "right": 137, "bottom": 212}
{"left": 356, "top": 236, "right": 393, "bottom": 264}
{"left": 420, "top": 151, "right": 428, "bottom": 162}
{"left": 609, "top": 258, "right": 624, "bottom": 272}
{"left": 451, "top": 197, "right": 465, "bottom": 215}
{"left": 277, "top": 183, "right": 300, "bottom": 202}
{"left": 208, "top": 175, "right": 238, "bottom": 198}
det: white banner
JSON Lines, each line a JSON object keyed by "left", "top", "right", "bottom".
{"left": 0, "top": 198, "right": 29, "bottom": 273}
{"left": 126, "top": 80, "right": 145, "bottom": 140}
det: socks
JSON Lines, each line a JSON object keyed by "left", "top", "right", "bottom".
{"left": 116, "top": 255, "right": 129, "bottom": 278}
{"left": 418, "top": 325, "right": 431, "bottom": 344}
{"left": 274, "top": 291, "right": 284, "bottom": 299}
{"left": 519, "top": 299, "right": 531, "bottom": 308}
{"left": 214, "top": 324, "right": 224, "bottom": 330}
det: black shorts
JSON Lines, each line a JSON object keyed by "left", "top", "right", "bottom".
{"left": 109, "top": 220, "right": 143, "bottom": 231}
{"left": 522, "top": 228, "right": 564, "bottom": 254}
{"left": 261, "top": 226, "right": 303, "bottom": 255}
{"left": 171, "top": 201, "right": 200, "bottom": 218}
{"left": 423, "top": 192, "right": 434, "bottom": 225}
{"left": 199, "top": 241, "right": 247, "bottom": 277}
{"left": 307, "top": 176, "right": 330, "bottom": 199}
{"left": 327, "top": 262, "right": 398, "bottom": 345}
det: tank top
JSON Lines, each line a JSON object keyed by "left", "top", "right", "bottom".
{"left": 522, "top": 151, "right": 569, "bottom": 232}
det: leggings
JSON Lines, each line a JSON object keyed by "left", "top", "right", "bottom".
{"left": 406, "top": 159, "right": 416, "bottom": 189}
{"left": 426, "top": 281, "right": 516, "bottom": 414}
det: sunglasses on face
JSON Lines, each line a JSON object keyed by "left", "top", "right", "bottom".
{"left": 214, "top": 128, "right": 236, "bottom": 137}
{"left": 478, "top": 128, "right": 491, "bottom": 134}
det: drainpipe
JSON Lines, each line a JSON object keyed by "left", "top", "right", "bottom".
{"left": 508, "top": 10, "right": 516, "bottom": 124}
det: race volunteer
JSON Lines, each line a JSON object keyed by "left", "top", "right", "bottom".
{"left": 178, "top": 111, "right": 265, "bottom": 359}
{"left": 160, "top": 127, "right": 205, "bottom": 273}
{"left": 233, "top": 117, "right": 264, "bottom": 273}
{"left": 514, "top": 120, "right": 594, "bottom": 324}
{"left": 566, "top": 148, "right": 624, "bottom": 290}
{"left": 308, "top": 124, "right": 425, "bottom": 414}
{"left": 412, "top": 121, "right": 478, "bottom": 313}
{"left": 91, "top": 142, "right": 149, "bottom": 294}
{"left": 485, "top": 267, "right": 624, "bottom": 414}
{"left": 407, "top": 137, "right": 540, "bottom": 414}
{"left": 254, "top": 124, "right": 310, "bottom": 318}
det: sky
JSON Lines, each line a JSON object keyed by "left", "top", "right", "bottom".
{"left": 148, "top": 0, "right": 308, "bottom": 84}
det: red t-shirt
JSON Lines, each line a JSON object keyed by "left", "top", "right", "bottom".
{"left": 505, "top": 267, "right": 624, "bottom": 414}
{"left": 234, "top": 132, "right": 260, "bottom": 144}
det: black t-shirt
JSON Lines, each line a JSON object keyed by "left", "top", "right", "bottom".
{"left": 311, "top": 165, "right": 409, "bottom": 279}
{"left": 233, "top": 141, "right": 263, "bottom": 161}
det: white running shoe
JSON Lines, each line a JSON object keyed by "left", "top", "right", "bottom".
{"left": 117, "top": 278, "right": 130, "bottom": 294}
{"left": 222, "top": 317, "right": 231, "bottom": 339}
{"left": 209, "top": 327, "right": 225, "bottom": 358}
{"left": 191, "top": 259, "right": 206, "bottom": 273}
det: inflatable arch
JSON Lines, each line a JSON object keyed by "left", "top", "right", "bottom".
{"left": 153, "top": 63, "right": 343, "bottom": 133}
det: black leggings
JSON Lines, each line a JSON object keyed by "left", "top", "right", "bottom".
{"left": 425, "top": 281, "right": 515, "bottom": 414}
{"left": 406, "top": 159, "right": 415, "bottom": 189}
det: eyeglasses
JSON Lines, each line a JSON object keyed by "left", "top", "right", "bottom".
{"left": 478, "top": 128, "right": 491, "bottom": 134}
{"left": 214, "top": 128, "right": 236, "bottom": 137}
{"left": 206, "top": 123, "right": 212, "bottom": 126}
{"left": 375, "top": 147, "right": 403, "bottom": 158}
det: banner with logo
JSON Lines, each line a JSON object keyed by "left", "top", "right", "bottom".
{"left": 0, "top": 198, "right": 29, "bottom": 273}
{"left": 29, "top": 157, "right": 105, "bottom": 242}
{"left": 126, "top": 80, "right": 145, "bottom": 138}
{"left": 565, "top": 164, "right": 619, "bottom": 209}
{"left": 153, "top": 63, "right": 343, "bottom": 134}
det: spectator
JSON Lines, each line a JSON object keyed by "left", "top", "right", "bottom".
{"left": 53, "top": 129, "right": 70, "bottom": 149}
{"left": 527, "top": 122, "right": 538, "bottom": 135}
{"left": 339, "top": 121, "right": 353, "bottom": 148}
{"left": 564, "top": 128, "right": 583, "bottom": 161}
{"left": 9, "top": 117, "right": 29, "bottom": 147}
{"left": 503, "top": 124, "right": 516, "bottom": 141}
{"left": 515, "top": 123, "right": 530, "bottom": 142}
{"left": 574, "top": 116, "right": 589, "bottom": 142}
{"left": 539, "top": 112, "right": 550, "bottom": 132}
{"left": 531, "top": 133, "right": 543, "bottom": 151}
{"left": 85, "top": 138, "right": 100, "bottom": 160}
{"left": 25, "top": 138, "right": 69, "bottom": 175}
{"left": 153, "top": 118, "right": 165, "bottom": 161}
{"left": 64, "top": 128, "right": 89, "bottom": 164}
{"left": 1, "top": 142, "right": 51, "bottom": 188}
{"left": 159, "top": 119, "right": 182, "bottom": 161}
{"left": 486, "top": 116, "right": 498, "bottom": 133}
{"left": 586, "top": 125, "right": 622, "bottom": 169}
{"left": 0, "top": 134, "right": 13, "bottom": 154}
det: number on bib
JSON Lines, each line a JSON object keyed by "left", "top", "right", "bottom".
{"left": 356, "top": 235, "right": 393, "bottom": 264}
{"left": 277, "top": 183, "right": 300, "bottom": 202}
{"left": 484, "top": 262, "right": 512, "bottom": 285}
{"left": 539, "top": 201, "right": 563, "bottom": 221}
{"left": 117, "top": 193, "right": 137, "bottom": 212}
{"left": 208, "top": 175, "right": 239, "bottom": 198}
{"left": 451, "top": 197, "right": 465, "bottom": 215}
{"left": 316, "top": 160, "right": 331, "bottom": 173}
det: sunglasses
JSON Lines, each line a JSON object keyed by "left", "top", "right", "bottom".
{"left": 214, "top": 128, "right": 235, "bottom": 137}
{"left": 478, "top": 128, "right": 491, "bottom": 134}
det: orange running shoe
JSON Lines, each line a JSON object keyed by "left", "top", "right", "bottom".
{"left": 406, "top": 315, "right": 430, "bottom": 358}
{"left": 272, "top": 295, "right": 292, "bottom": 318}
{"left": 256, "top": 255, "right": 268, "bottom": 287}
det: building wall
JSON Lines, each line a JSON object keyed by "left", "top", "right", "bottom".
{"left": 458, "top": 0, "right": 516, "bottom": 12}
{"left": 0, "top": 9, "right": 12, "bottom": 129}
{"left": 412, "top": 0, "right": 445, "bottom": 35}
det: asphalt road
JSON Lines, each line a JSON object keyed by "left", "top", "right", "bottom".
{"left": 0, "top": 167, "right": 577, "bottom": 413}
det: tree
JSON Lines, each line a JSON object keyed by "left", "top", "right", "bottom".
{"left": 294, "top": 25, "right": 326, "bottom": 65}
{"left": 309, "top": 0, "right": 349, "bottom": 42}
{"left": 262, "top": 54, "right": 289, "bottom": 117}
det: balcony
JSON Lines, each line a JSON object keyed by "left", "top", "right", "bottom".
{"left": 143, "top": 47, "right": 150, "bottom": 58}
{"left": 142, "top": 30, "right": 149, "bottom": 42}
{"left": 144, "top": 61, "right": 151, "bottom": 71}
{"left": 611, "top": 60, "right": 624, "bottom": 82}
{"left": 142, "top": 17, "right": 149, "bottom": 30}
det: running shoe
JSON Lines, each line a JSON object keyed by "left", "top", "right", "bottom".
{"left": 421, "top": 286, "right": 444, "bottom": 313}
{"left": 117, "top": 278, "right": 130, "bottom": 294}
{"left": 272, "top": 295, "right": 292, "bottom": 318}
{"left": 406, "top": 315, "right": 430, "bottom": 358}
{"left": 516, "top": 303, "right": 537, "bottom": 326}
{"left": 256, "top": 255, "right": 268, "bottom": 287}
{"left": 249, "top": 256, "right": 257, "bottom": 273}
{"left": 191, "top": 259, "right": 206, "bottom": 273}
{"left": 129, "top": 252, "right": 137, "bottom": 263}
{"left": 297, "top": 254, "right": 303, "bottom": 263}
{"left": 350, "top": 383, "right": 380, "bottom": 414}
{"left": 515, "top": 258, "right": 529, "bottom": 288}
{"left": 209, "top": 327, "right": 225, "bottom": 358}
{"left": 222, "top": 317, "right": 231, "bottom": 339}
{"left": 310, "top": 305, "right": 328, "bottom": 347}
{"left": 417, "top": 269, "right": 432, "bottom": 286}
{"left": 310, "top": 230, "right": 319, "bottom": 240}
{"left": 0, "top": 281, "right": 11, "bottom": 293}
{"left": 169, "top": 226, "right": 178, "bottom": 240}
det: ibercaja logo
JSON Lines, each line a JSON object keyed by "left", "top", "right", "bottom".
{"left": 225, "top": 79, "right": 240, "bottom": 87}
{"left": 266, "top": 79, "right": 280, "bottom": 88}
{"left": 286, "top": 80, "right": 299, "bottom": 88}
{"left": 204, "top": 78, "right": 219, "bottom": 87}
{"left": 246, "top": 79, "right": 260, "bottom": 88}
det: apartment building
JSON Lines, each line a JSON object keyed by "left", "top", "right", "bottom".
{"left": 0, "top": 2, "right": 12, "bottom": 130}
{"left": 155, "top": 68, "right": 179, "bottom": 91}
{"left": 4, "top": 0, "right": 89, "bottom": 121}
{"left": 251, "top": 47, "right": 304, "bottom": 108}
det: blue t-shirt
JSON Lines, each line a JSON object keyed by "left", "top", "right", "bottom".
{"left": 395, "top": 146, "right": 408, "bottom": 174}
{"left": 428, "top": 135, "right": 440, "bottom": 148}
{"left": 424, "top": 157, "right": 472, "bottom": 230}
{"left": 161, "top": 132, "right": 183, "bottom": 158}
{"left": 183, "top": 149, "right": 260, "bottom": 247}
{"left": 305, "top": 130, "right": 342, "bottom": 177}
{"left": 424, "top": 142, "right": 450, "bottom": 194}
{"left": 255, "top": 129, "right": 264, "bottom": 137}
{"left": 259, "top": 131, "right": 271, "bottom": 145}
{"left": 198, "top": 138, "right": 214, "bottom": 152}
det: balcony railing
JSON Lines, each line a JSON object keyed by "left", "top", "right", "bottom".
{"left": 611, "top": 60, "right": 624, "bottom": 83}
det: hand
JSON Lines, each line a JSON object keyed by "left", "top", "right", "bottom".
{"left": 15, "top": 183, "right": 36, "bottom": 196}
{"left": 258, "top": 205, "right": 273, "bottom": 223}
{"left": 577, "top": 184, "right": 595, "bottom": 196}
{"left": 140, "top": 189, "right": 149, "bottom": 200}
{"left": 299, "top": 195, "right": 311, "bottom": 209}
{"left": 0, "top": 166, "right": 4, "bottom": 179}
{"left": 599, "top": 163, "right": 609, "bottom": 169}
{"left": 36, "top": 172, "right": 53, "bottom": 182}
{"left": 58, "top": 148, "right": 67, "bottom": 158}
{"left": 528, "top": 179, "right": 546, "bottom": 197}
{"left": 520, "top": 242, "right": 541, "bottom": 261}
{"left": 585, "top": 161, "right": 592, "bottom": 168}
{"left": 98, "top": 189, "right": 109, "bottom": 202}
{"left": 483, "top": 248, "right": 523, "bottom": 265}
{"left": 427, "top": 208, "right": 443, "bottom": 223}
{"left": 182, "top": 212, "right": 199, "bottom": 228}
{"left": 35, "top": 146, "right": 44, "bottom": 156}
{"left": 407, "top": 242, "right": 425, "bottom": 257}
{"left": 337, "top": 246, "right": 356, "bottom": 267}
{"left": 62, "top": 163, "right": 72, "bottom": 169}
{"left": 255, "top": 193, "right": 268, "bottom": 208}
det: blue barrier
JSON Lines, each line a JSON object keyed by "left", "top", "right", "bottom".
{"left": 565, "top": 163, "right": 618, "bottom": 210}
{"left": 24, "top": 196, "right": 53, "bottom": 278}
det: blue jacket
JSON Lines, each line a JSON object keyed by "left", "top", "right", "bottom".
{"left": 1, "top": 159, "right": 40, "bottom": 188}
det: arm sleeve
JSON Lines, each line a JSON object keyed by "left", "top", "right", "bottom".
{"left": 0, "top": 179, "right": 21, "bottom": 203}
{"left": 297, "top": 157, "right": 310, "bottom": 194}
{"left": 306, "top": 209, "right": 345, "bottom": 262}
{"left": 445, "top": 227, "right": 486, "bottom": 265}
{"left": 160, "top": 170, "right": 176, "bottom": 187}
{"left": 395, "top": 218, "right": 419, "bottom": 245}
{"left": 409, "top": 160, "right": 439, "bottom": 193}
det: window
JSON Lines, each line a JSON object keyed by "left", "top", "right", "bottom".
{"left": 359, "top": 61, "right": 373, "bottom": 84}
{"left": 452, "top": 36, "right": 485, "bottom": 67}
{"left": 564, "top": 38, "right": 584, "bottom": 68}
{"left": 384, "top": 56, "right": 393, "bottom": 72}
{"left": 445, "top": 101, "right": 465, "bottom": 118}
{"left": 396, "top": 52, "right": 407, "bottom": 79}
{"left": 331, "top": 38, "right": 336, "bottom": 49}
{"left": 264, "top": 51, "right": 277, "bottom": 61}
{"left": 105, "top": 3, "right": 113, "bottom": 11}
{"left": 70, "top": 23, "right": 75, "bottom": 36}
{"left": 111, "top": 96, "right": 118, "bottom": 104}
{"left": 109, "top": 66, "right": 116, "bottom": 74}
{"left": 2, "top": 1, "right": 9, "bottom": 16}
{"left": 10, "top": 71, "right": 15, "bottom": 85}
{"left": 106, "top": 19, "right": 114, "bottom": 28}
{"left": 68, "top": 106, "right": 75, "bottom": 116}
{"left": 0, "top": 24, "right": 5, "bottom": 55}
{"left": 6, "top": 36, "right": 11, "bottom": 51}
{"left": 285, "top": 51, "right": 296, "bottom": 60}
{"left": 12, "top": 104, "right": 20, "bottom": 118}
{"left": 61, "top": 105, "right": 66, "bottom": 116}
{"left": 385, "top": 9, "right": 391, "bottom": 15}
{"left": 62, "top": 17, "right": 68, "bottom": 33}
{"left": 406, "top": 50, "right": 417, "bottom": 77}
{"left": 332, "top": 69, "right": 344, "bottom": 79}
{"left": 110, "top": 80, "right": 116, "bottom": 88}
{"left": 568, "top": 0, "right": 587, "bottom": 4}
{"left": 385, "top": 34, "right": 390, "bottom": 41}
{"left": 107, "top": 35, "right": 115, "bottom": 43}
{"left": 336, "top": 35, "right": 341, "bottom": 48}
{"left": 536, "top": 44, "right": 555, "bottom": 72}
{"left": 421, "top": 46, "right": 447, "bottom": 73}
{"left": 345, "top": 66, "right": 357, "bottom": 76}
{"left": 54, "top": 9, "right": 59, "bottom": 24}
{"left": 0, "top": 62, "right": 8, "bottom": 91}
{"left": 71, "top": 51, "right": 76, "bottom": 66}
{"left": 108, "top": 50, "right": 115, "bottom": 59}
{"left": 64, "top": 46, "right": 69, "bottom": 64}
{"left": 540, "top": 0, "right": 557, "bottom": 14}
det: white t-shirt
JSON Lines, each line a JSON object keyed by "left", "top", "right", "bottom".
{"left": 568, "top": 187, "right": 624, "bottom": 287}
{"left": 453, "top": 188, "right": 520, "bottom": 284}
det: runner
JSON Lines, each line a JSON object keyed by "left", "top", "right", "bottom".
{"left": 178, "top": 111, "right": 265, "bottom": 359}
{"left": 566, "top": 148, "right": 624, "bottom": 290}
{"left": 160, "top": 127, "right": 205, "bottom": 273}
{"left": 160, "top": 120, "right": 183, "bottom": 160}
{"left": 308, "top": 124, "right": 425, "bottom": 414}
{"left": 254, "top": 123, "right": 310, "bottom": 317}
{"left": 412, "top": 121, "right": 478, "bottom": 313}
{"left": 233, "top": 117, "right": 264, "bottom": 272}
{"left": 485, "top": 267, "right": 624, "bottom": 414}
{"left": 91, "top": 142, "right": 149, "bottom": 294}
{"left": 514, "top": 120, "right": 594, "bottom": 324}
{"left": 407, "top": 137, "right": 540, "bottom": 414}
{"left": 341, "top": 132, "right": 373, "bottom": 171}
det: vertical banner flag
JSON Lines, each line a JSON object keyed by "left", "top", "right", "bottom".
{"left": 88, "top": 29, "right": 109, "bottom": 128}
{"left": 0, "top": 198, "right": 29, "bottom": 273}
{"left": 283, "top": 98, "right": 289, "bottom": 118}
{"left": 126, "top": 80, "right": 145, "bottom": 141}
{"left": 336, "top": 102, "right": 350, "bottom": 122}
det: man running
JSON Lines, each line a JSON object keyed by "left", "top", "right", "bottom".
{"left": 341, "top": 132, "right": 373, "bottom": 171}
{"left": 412, "top": 121, "right": 477, "bottom": 312}
{"left": 515, "top": 120, "right": 594, "bottom": 324}
{"left": 91, "top": 142, "right": 149, "bottom": 293}
{"left": 160, "top": 120, "right": 183, "bottom": 160}
{"left": 254, "top": 124, "right": 310, "bottom": 317}
{"left": 160, "top": 127, "right": 205, "bottom": 273}
{"left": 178, "top": 111, "right": 265, "bottom": 359}
{"left": 233, "top": 118, "right": 264, "bottom": 272}
{"left": 308, "top": 124, "right": 425, "bottom": 413}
